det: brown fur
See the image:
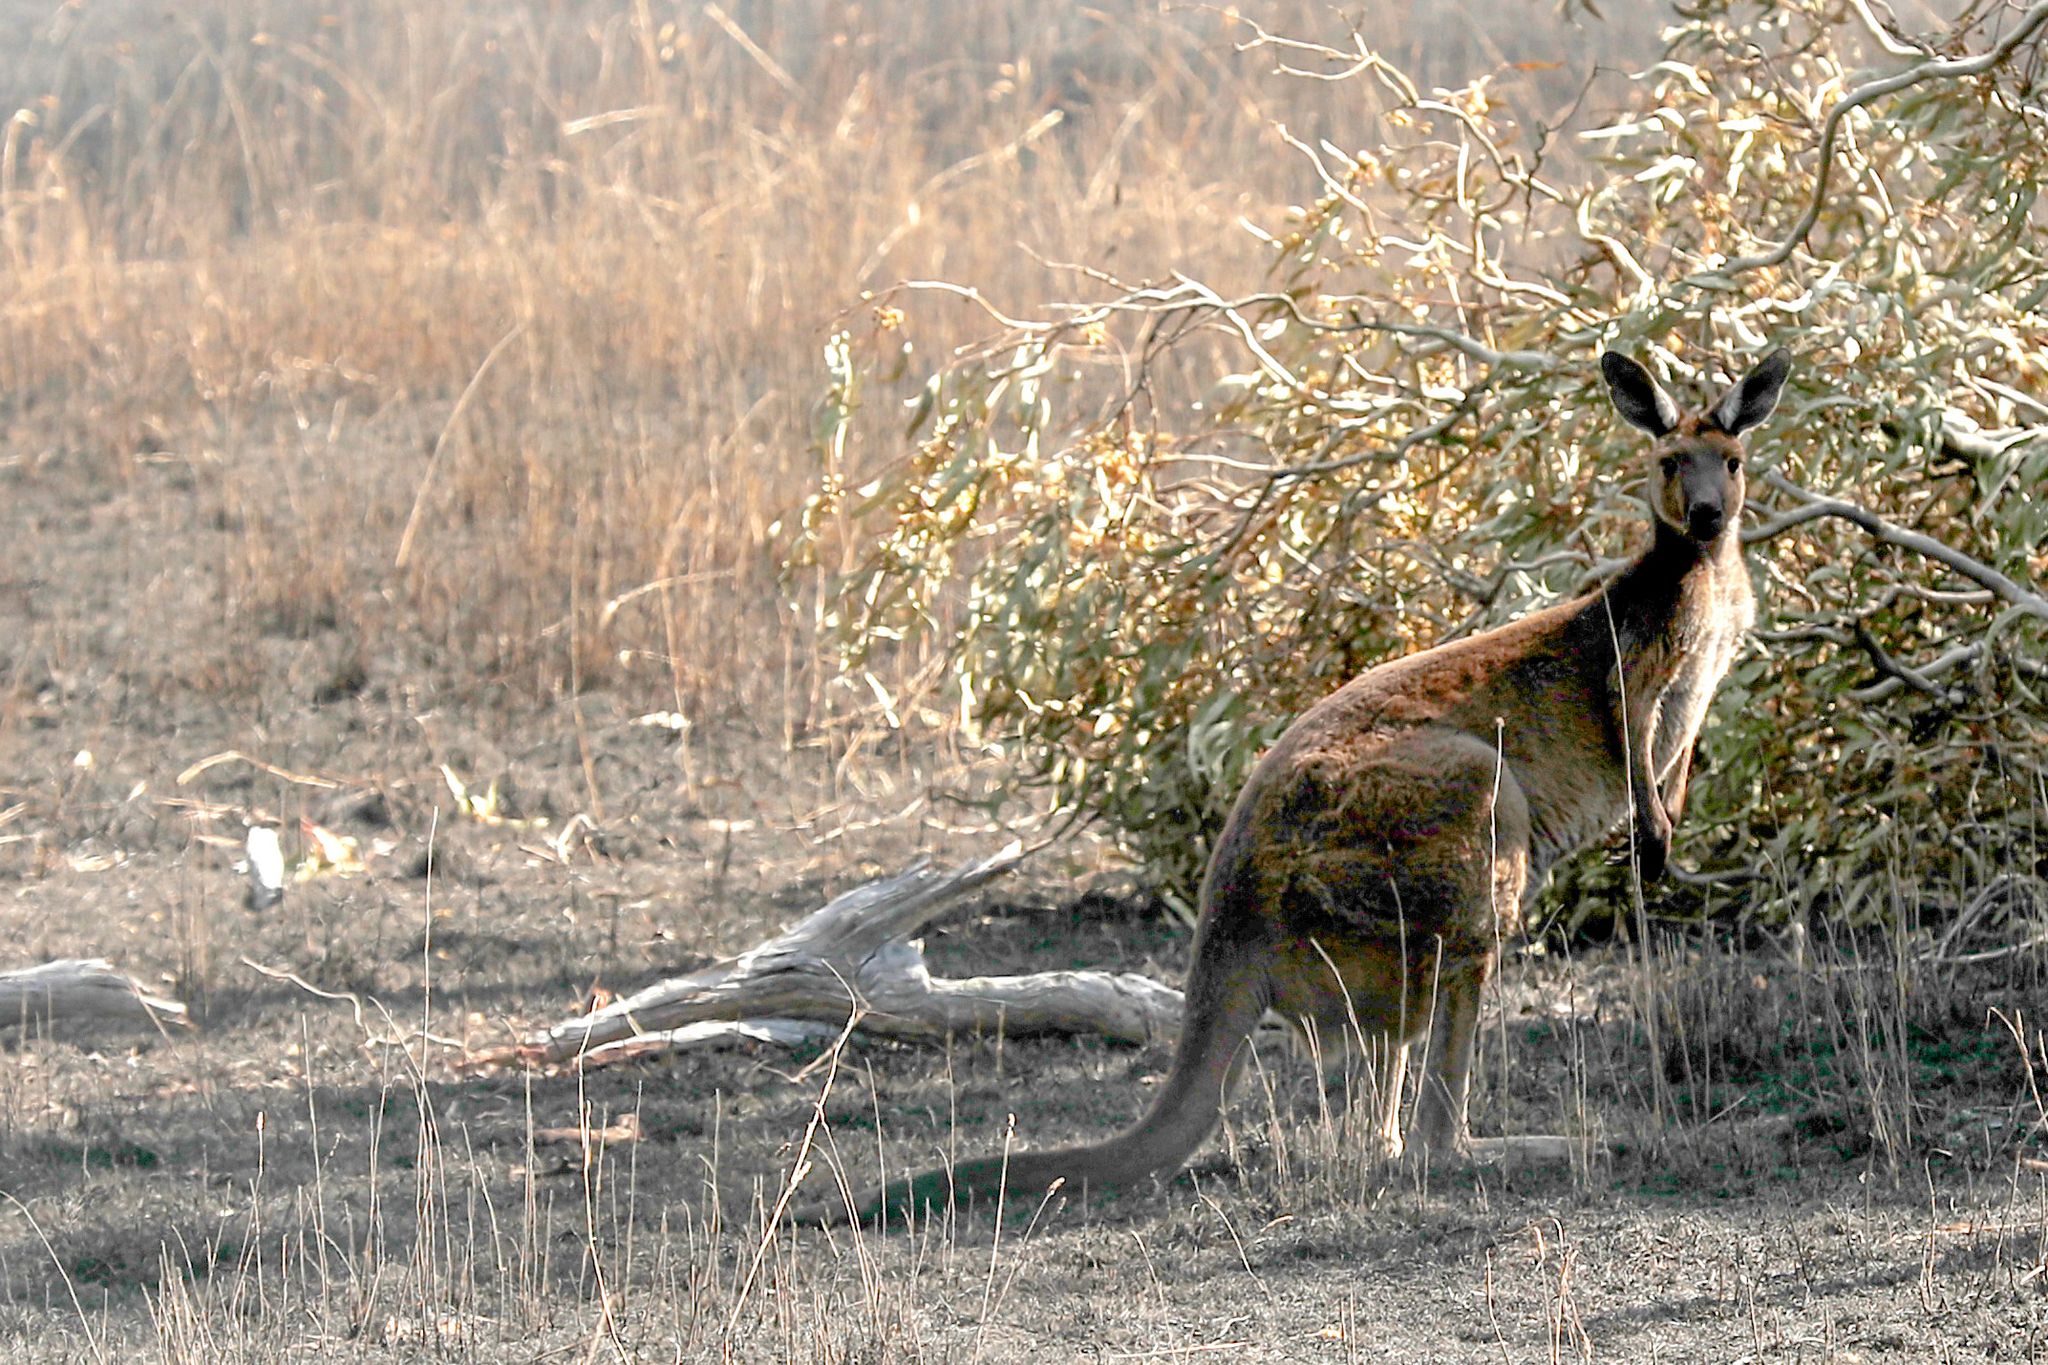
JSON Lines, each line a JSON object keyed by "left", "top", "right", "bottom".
{"left": 805, "top": 348, "right": 1792, "bottom": 1228}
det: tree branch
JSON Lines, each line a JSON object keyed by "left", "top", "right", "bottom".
{"left": 0, "top": 960, "right": 188, "bottom": 1033}
{"left": 1849, "top": 622, "right": 1955, "bottom": 701}
{"left": 485, "top": 845, "right": 1186, "bottom": 1069}
{"left": 1711, "top": 0, "right": 2048, "bottom": 277}
{"left": 1746, "top": 472, "right": 2048, "bottom": 624}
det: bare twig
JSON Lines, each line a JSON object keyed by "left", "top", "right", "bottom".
{"left": 1928, "top": 929, "right": 2048, "bottom": 967}
{"left": 1849, "top": 640, "right": 1976, "bottom": 702}
{"left": 1848, "top": 622, "right": 1956, "bottom": 700}
{"left": 242, "top": 957, "right": 468, "bottom": 1052}
{"left": 0, "top": 1192, "right": 109, "bottom": 1365}
{"left": 1848, "top": 640, "right": 2047, "bottom": 702}
{"left": 699, "top": 3, "right": 799, "bottom": 96}
{"left": 1847, "top": 0, "right": 1934, "bottom": 58}
{"left": 176, "top": 750, "right": 348, "bottom": 789}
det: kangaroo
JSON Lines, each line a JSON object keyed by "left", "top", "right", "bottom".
{"left": 806, "top": 347, "right": 1791, "bottom": 1227}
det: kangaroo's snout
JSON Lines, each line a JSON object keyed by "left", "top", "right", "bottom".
{"left": 1686, "top": 503, "right": 1726, "bottom": 540}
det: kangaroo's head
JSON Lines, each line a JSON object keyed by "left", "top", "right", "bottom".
{"left": 1601, "top": 348, "right": 1792, "bottom": 544}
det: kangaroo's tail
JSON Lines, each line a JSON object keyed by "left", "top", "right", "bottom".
{"left": 794, "top": 928, "right": 1269, "bottom": 1229}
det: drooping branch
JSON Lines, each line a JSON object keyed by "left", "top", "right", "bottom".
{"left": 1848, "top": 642, "right": 2048, "bottom": 704}
{"left": 1849, "top": 623, "right": 1955, "bottom": 701}
{"left": 1710, "top": 0, "right": 2048, "bottom": 278}
{"left": 487, "top": 843, "right": 1185, "bottom": 1070}
{"left": 1747, "top": 472, "right": 2048, "bottom": 624}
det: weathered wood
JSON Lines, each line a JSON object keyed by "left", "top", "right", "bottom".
{"left": 497, "top": 842, "right": 1185, "bottom": 1068}
{"left": 580, "top": 1019, "right": 845, "bottom": 1068}
{"left": 0, "top": 959, "right": 189, "bottom": 1032}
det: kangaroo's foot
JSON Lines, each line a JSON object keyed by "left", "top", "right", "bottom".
{"left": 1398, "top": 1131, "right": 1591, "bottom": 1175}
{"left": 1398, "top": 1113, "right": 1467, "bottom": 1173}
{"left": 1464, "top": 1134, "right": 1586, "bottom": 1165}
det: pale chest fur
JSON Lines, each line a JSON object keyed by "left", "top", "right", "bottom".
{"left": 1520, "top": 552, "right": 1752, "bottom": 879}
{"left": 1651, "top": 561, "right": 1754, "bottom": 781}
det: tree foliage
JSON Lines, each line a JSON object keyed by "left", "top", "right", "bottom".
{"left": 799, "top": 0, "right": 2048, "bottom": 932}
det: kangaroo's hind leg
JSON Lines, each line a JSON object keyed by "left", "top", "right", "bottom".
{"left": 1411, "top": 953, "right": 1488, "bottom": 1158}
{"left": 1362, "top": 1037, "right": 1409, "bottom": 1160}
{"left": 1260, "top": 729, "right": 1558, "bottom": 1168}
{"left": 1304, "top": 1013, "right": 1412, "bottom": 1161}
{"left": 1409, "top": 880, "right": 1581, "bottom": 1170}
{"left": 1383, "top": 737, "right": 1573, "bottom": 1167}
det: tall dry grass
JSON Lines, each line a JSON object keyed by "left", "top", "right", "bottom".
{"left": 0, "top": 0, "right": 1656, "bottom": 730}
{"left": 9, "top": 7, "right": 2048, "bottom": 1361}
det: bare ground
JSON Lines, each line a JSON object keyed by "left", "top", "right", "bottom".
{"left": 7, "top": 418, "right": 2048, "bottom": 1363}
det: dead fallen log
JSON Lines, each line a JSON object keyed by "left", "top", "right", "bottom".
{"left": 579, "top": 1019, "right": 846, "bottom": 1066}
{"left": 492, "top": 841, "right": 1184, "bottom": 1069}
{"left": 0, "top": 959, "right": 190, "bottom": 1033}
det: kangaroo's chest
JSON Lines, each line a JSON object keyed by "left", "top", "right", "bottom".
{"left": 1522, "top": 566, "right": 1751, "bottom": 873}
{"left": 1653, "top": 576, "right": 1754, "bottom": 776}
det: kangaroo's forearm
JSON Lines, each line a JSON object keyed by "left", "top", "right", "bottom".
{"left": 1660, "top": 740, "right": 1697, "bottom": 826}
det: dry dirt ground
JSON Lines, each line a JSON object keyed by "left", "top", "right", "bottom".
{"left": 8, "top": 428, "right": 2048, "bottom": 1362}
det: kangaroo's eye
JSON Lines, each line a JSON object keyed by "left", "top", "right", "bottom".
{"left": 1726, "top": 456, "right": 1742, "bottom": 474}
{"left": 1660, "top": 456, "right": 1679, "bottom": 477}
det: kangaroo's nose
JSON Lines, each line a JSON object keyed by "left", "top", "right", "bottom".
{"left": 1687, "top": 505, "right": 1726, "bottom": 539}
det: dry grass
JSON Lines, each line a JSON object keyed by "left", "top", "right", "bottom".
{"left": 7, "top": 1, "right": 2048, "bottom": 1360}
{"left": 2, "top": 0, "right": 1281, "bottom": 719}
{"left": 11, "top": 906, "right": 2048, "bottom": 1363}
{"left": 0, "top": 0, "right": 1665, "bottom": 722}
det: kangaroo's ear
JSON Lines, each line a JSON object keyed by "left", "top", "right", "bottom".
{"left": 1709, "top": 347, "right": 1792, "bottom": 436}
{"left": 1601, "top": 351, "right": 1680, "bottom": 437}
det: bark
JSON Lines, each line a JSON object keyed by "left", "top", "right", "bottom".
{"left": 492, "top": 842, "right": 1184, "bottom": 1069}
{"left": 0, "top": 959, "right": 189, "bottom": 1033}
